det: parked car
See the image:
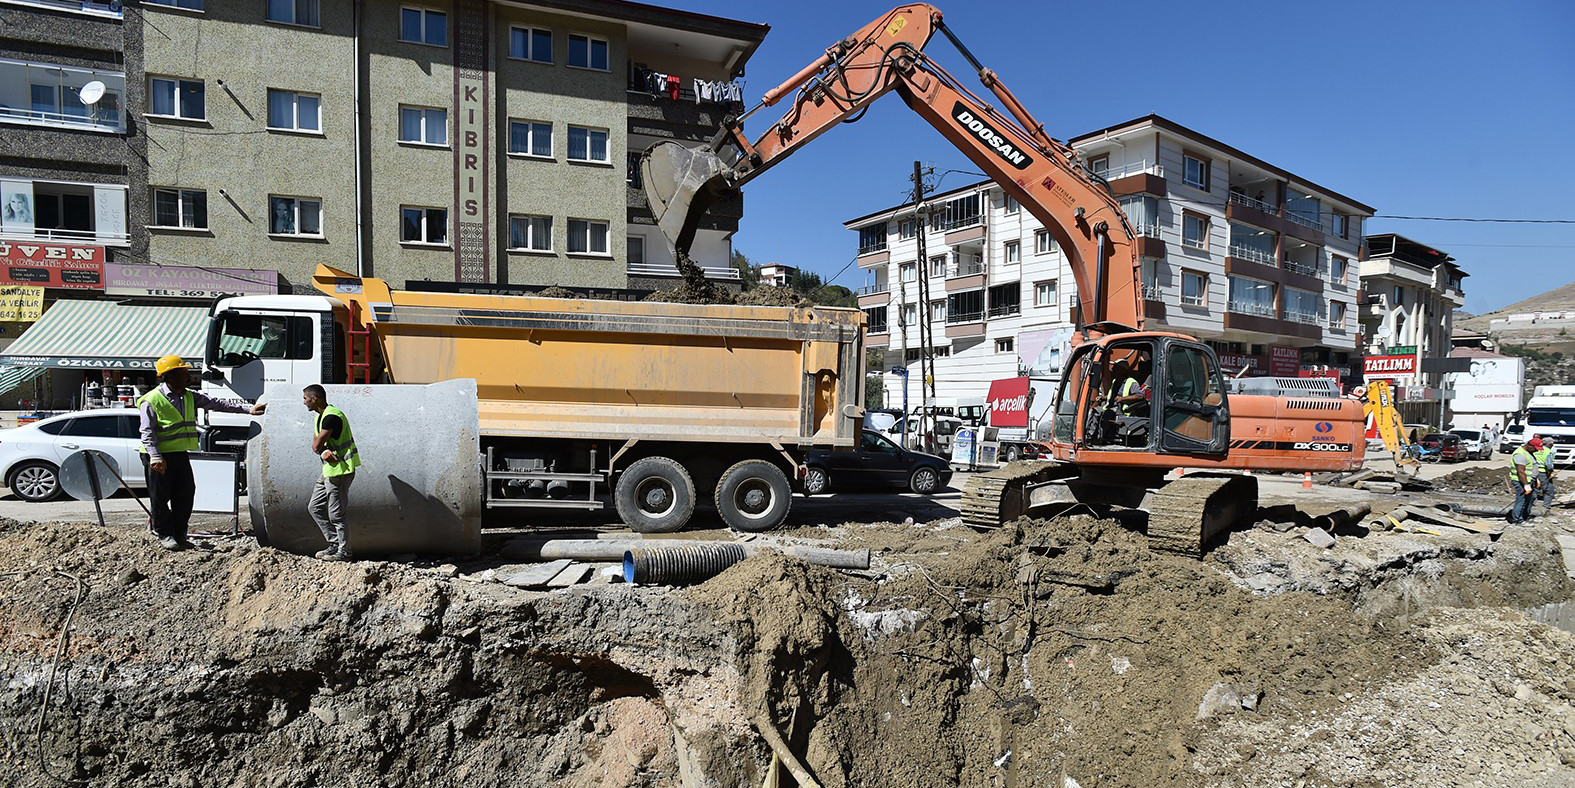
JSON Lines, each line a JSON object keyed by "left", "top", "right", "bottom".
{"left": 1499, "top": 424, "right": 1527, "bottom": 454}
{"left": 1448, "top": 428, "right": 1494, "bottom": 460}
{"left": 802, "top": 429, "right": 952, "bottom": 495}
{"left": 0, "top": 409, "right": 151, "bottom": 502}
{"left": 1417, "top": 432, "right": 1466, "bottom": 463}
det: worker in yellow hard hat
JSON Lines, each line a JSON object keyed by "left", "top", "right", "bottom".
{"left": 138, "top": 354, "right": 266, "bottom": 551}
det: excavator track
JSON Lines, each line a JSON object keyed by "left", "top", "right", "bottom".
{"left": 1144, "top": 474, "right": 1259, "bottom": 557}
{"left": 960, "top": 461, "right": 1073, "bottom": 529}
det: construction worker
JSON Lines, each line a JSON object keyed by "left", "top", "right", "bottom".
{"left": 1507, "top": 437, "right": 1542, "bottom": 525}
{"left": 1108, "top": 359, "right": 1144, "bottom": 414}
{"left": 303, "top": 384, "right": 360, "bottom": 561}
{"left": 139, "top": 355, "right": 265, "bottom": 550}
{"left": 1534, "top": 436, "right": 1558, "bottom": 506}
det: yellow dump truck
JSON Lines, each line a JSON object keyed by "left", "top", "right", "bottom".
{"left": 202, "top": 265, "right": 864, "bottom": 536}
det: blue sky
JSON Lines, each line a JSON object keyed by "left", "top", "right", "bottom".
{"left": 669, "top": 0, "right": 1574, "bottom": 314}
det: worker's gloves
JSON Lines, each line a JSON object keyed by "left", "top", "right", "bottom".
{"left": 1524, "top": 485, "right": 1533, "bottom": 494}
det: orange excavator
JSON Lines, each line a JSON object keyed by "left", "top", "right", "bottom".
{"left": 641, "top": 4, "right": 1365, "bottom": 554}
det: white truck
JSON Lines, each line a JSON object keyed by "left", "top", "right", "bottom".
{"left": 1523, "top": 385, "right": 1575, "bottom": 467}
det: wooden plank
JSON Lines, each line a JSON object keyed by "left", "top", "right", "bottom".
{"left": 500, "top": 559, "right": 573, "bottom": 588}
{"left": 546, "top": 562, "right": 593, "bottom": 588}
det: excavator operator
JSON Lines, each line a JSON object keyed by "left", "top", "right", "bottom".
{"left": 1098, "top": 352, "right": 1152, "bottom": 446}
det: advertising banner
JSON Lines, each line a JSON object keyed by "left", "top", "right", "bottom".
{"left": 0, "top": 286, "right": 44, "bottom": 321}
{"left": 1217, "top": 353, "right": 1264, "bottom": 375}
{"left": 0, "top": 240, "right": 104, "bottom": 289}
{"left": 106, "top": 263, "right": 278, "bottom": 298}
{"left": 1, "top": 180, "right": 35, "bottom": 236}
{"left": 1017, "top": 327, "right": 1073, "bottom": 376}
{"left": 1452, "top": 384, "right": 1521, "bottom": 413}
{"left": 1363, "top": 354, "right": 1416, "bottom": 378}
{"left": 1269, "top": 345, "right": 1300, "bottom": 377}
{"left": 986, "top": 376, "right": 1032, "bottom": 428}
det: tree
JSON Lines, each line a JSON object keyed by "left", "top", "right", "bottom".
{"left": 790, "top": 269, "right": 857, "bottom": 307}
{"left": 730, "top": 249, "right": 761, "bottom": 290}
{"left": 864, "top": 347, "right": 886, "bottom": 408}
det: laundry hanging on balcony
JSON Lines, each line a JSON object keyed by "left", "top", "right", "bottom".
{"left": 692, "top": 79, "right": 743, "bottom": 104}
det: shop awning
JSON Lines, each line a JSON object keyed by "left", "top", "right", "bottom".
{"left": 0, "top": 364, "right": 48, "bottom": 396}
{"left": 0, "top": 300, "right": 209, "bottom": 371}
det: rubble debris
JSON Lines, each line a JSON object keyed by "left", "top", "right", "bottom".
{"left": 1431, "top": 465, "right": 1508, "bottom": 495}
{"left": 530, "top": 286, "right": 581, "bottom": 299}
{"left": 643, "top": 251, "right": 737, "bottom": 304}
{"left": 1303, "top": 527, "right": 1336, "bottom": 548}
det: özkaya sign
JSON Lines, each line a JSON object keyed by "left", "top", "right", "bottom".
{"left": 107, "top": 264, "right": 278, "bottom": 298}
{"left": 953, "top": 103, "right": 1032, "bottom": 171}
{"left": 0, "top": 240, "right": 104, "bottom": 289}
{"left": 986, "top": 376, "right": 1032, "bottom": 428}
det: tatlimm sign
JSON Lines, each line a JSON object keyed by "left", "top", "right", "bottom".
{"left": 1362, "top": 355, "right": 1416, "bottom": 377}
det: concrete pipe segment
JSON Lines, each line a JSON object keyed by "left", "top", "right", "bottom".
{"left": 247, "top": 379, "right": 483, "bottom": 557}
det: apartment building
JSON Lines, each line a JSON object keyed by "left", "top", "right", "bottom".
{"left": 1357, "top": 233, "right": 1468, "bottom": 425}
{"left": 848, "top": 114, "right": 1375, "bottom": 411}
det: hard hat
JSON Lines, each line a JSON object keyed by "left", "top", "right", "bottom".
{"left": 155, "top": 355, "right": 192, "bottom": 377}
{"left": 1527, "top": 438, "right": 1544, "bottom": 449}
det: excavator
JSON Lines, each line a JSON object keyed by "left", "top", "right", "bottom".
{"left": 1356, "top": 379, "right": 1422, "bottom": 482}
{"left": 640, "top": 4, "right": 1366, "bottom": 555}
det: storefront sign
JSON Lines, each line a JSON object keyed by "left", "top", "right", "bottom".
{"left": 1269, "top": 345, "right": 1300, "bottom": 377}
{"left": 1217, "top": 353, "right": 1264, "bottom": 374}
{"left": 0, "top": 286, "right": 43, "bottom": 321}
{"left": 1386, "top": 345, "right": 1417, "bottom": 356}
{"left": 986, "top": 376, "right": 1032, "bottom": 428}
{"left": 1363, "top": 355, "right": 1416, "bottom": 377}
{"left": 0, "top": 240, "right": 104, "bottom": 289}
{"left": 106, "top": 263, "right": 278, "bottom": 298}
{"left": 1452, "top": 384, "right": 1520, "bottom": 412}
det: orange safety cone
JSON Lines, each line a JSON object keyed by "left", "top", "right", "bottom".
{"left": 1302, "top": 472, "right": 1313, "bottom": 489}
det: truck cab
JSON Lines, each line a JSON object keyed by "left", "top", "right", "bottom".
{"left": 1525, "top": 385, "right": 1575, "bottom": 467}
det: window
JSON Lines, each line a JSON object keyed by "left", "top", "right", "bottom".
{"left": 398, "top": 106, "right": 447, "bottom": 145}
{"left": 266, "top": 89, "right": 320, "bottom": 132}
{"left": 1182, "top": 212, "right": 1209, "bottom": 250}
{"left": 898, "top": 219, "right": 917, "bottom": 240}
{"left": 1228, "top": 275, "right": 1276, "bottom": 317}
{"left": 215, "top": 314, "right": 314, "bottom": 362}
{"left": 1034, "top": 279, "right": 1058, "bottom": 307}
{"left": 151, "top": 188, "right": 207, "bottom": 229}
{"left": 1183, "top": 153, "right": 1209, "bottom": 190}
{"left": 508, "top": 215, "right": 551, "bottom": 251}
{"left": 61, "top": 415, "right": 126, "bottom": 439}
{"left": 1181, "top": 270, "right": 1206, "bottom": 306}
{"left": 865, "top": 306, "right": 888, "bottom": 333}
{"left": 148, "top": 76, "right": 204, "bottom": 120}
{"left": 947, "top": 290, "right": 983, "bottom": 322}
{"left": 900, "top": 303, "right": 917, "bottom": 326}
{"left": 899, "top": 262, "right": 916, "bottom": 282}
{"left": 627, "top": 235, "right": 644, "bottom": 264}
{"left": 859, "top": 226, "right": 888, "bottom": 255}
{"left": 1004, "top": 240, "right": 1020, "bottom": 264}
{"left": 1329, "top": 300, "right": 1347, "bottom": 329}
{"left": 508, "top": 120, "right": 552, "bottom": 157}
{"left": 567, "top": 218, "right": 608, "bottom": 254}
{"left": 267, "top": 0, "right": 320, "bottom": 26}
{"left": 1004, "top": 195, "right": 1019, "bottom": 215}
{"left": 987, "top": 282, "right": 1020, "bottom": 317}
{"left": 400, "top": 7, "right": 448, "bottom": 46}
{"left": 146, "top": 0, "right": 203, "bottom": 9}
{"left": 1120, "top": 195, "right": 1159, "bottom": 236}
{"left": 568, "top": 34, "right": 609, "bottom": 71}
{"left": 1035, "top": 230, "right": 1055, "bottom": 254}
{"left": 1331, "top": 255, "right": 1348, "bottom": 285}
{"left": 510, "top": 27, "right": 553, "bottom": 63}
{"left": 400, "top": 206, "right": 447, "bottom": 245}
{"left": 1330, "top": 211, "right": 1348, "bottom": 238}
{"left": 1283, "top": 287, "right": 1321, "bottom": 324}
{"left": 269, "top": 196, "right": 321, "bottom": 236}
{"left": 1088, "top": 155, "right": 1109, "bottom": 177}
{"left": 567, "top": 126, "right": 609, "bottom": 163}
{"left": 929, "top": 255, "right": 947, "bottom": 277}
{"left": 996, "top": 337, "right": 1015, "bottom": 354}
{"left": 929, "top": 299, "right": 946, "bottom": 322}
{"left": 929, "top": 194, "right": 980, "bottom": 232}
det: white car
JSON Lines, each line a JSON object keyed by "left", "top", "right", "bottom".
{"left": 0, "top": 409, "right": 152, "bottom": 502}
{"left": 1448, "top": 429, "right": 1494, "bottom": 460}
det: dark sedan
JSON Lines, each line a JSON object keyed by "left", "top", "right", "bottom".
{"left": 1418, "top": 432, "right": 1466, "bottom": 463}
{"left": 802, "top": 430, "right": 953, "bottom": 495}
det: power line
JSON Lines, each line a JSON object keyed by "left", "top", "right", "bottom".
{"left": 1372, "top": 215, "right": 1575, "bottom": 224}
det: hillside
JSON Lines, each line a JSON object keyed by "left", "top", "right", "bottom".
{"left": 1458, "top": 280, "right": 1575, "bottom": 332}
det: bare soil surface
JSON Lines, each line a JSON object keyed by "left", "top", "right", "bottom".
{"left": 3, "top": 482, "right": 1574, "bottom": 787}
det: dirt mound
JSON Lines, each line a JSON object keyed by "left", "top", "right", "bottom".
{"left": 530, "top": 286, "right": 581, "bottom": 299}
{"left": 643, "top": 252, "right": 735, "bottom": 305}
{"left": 735, "top": 287, "right": 809, "bottom": 307}
{"left": 1434, "top": 465, "right": 1511, "bottom": 494}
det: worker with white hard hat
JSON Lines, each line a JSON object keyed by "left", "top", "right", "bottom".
{"left": 138, "top": 355, "right": 265, "bottom": 551}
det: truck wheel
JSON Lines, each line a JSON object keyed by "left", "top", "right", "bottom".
{"left": 615, "top": 457, "right": 696, "bottom": 534}
{"left": 715, "top": 460, "right": 792, "bottom": 533}
{"left": 1004, "top": 446, "right": 1020, "bottom": 463}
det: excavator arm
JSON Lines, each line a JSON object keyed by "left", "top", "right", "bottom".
{"left": 1360, "top": 380, "right": 1421, "bottom": 480}
{"left": 641, "top": 3, "right": 1142, "bottom": 336}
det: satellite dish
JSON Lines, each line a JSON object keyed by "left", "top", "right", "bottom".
{"left": 1375, "top": 324, "right": 1392, "bottom": 341}
{"left": 78, "top": 80, "right": 106, "bottom": 106}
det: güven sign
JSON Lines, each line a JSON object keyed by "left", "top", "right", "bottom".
{"left": 0, "top": 240, "right": 104, "bottom": 289}
{"left": 1363, "top": 355, "right": 1416, "bottom": 377}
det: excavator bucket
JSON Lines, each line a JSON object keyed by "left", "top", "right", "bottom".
{"left": 640, "top": 140, "right": 734, "bottom": 256}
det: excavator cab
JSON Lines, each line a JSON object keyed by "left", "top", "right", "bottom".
{"left": 1052, "top": 335, "right": 1230, "bottom": 459}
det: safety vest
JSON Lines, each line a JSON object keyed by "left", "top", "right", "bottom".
{"left": 317, "top": 405, "right": 360, "bottom": 477}
{"left": 138, "top": 389, "right": 198, "bottom": 454}
{"left": 1117, "top": 377, "right": 1140, "bottom": 414}
{"left": 1534, "top": 447, "right": 1554, "bottom": 475}
{"left": 1509, "top": 446, "right": 1536, "bottom": 483}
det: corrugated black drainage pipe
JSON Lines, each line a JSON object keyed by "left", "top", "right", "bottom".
{"left": 623, "top": 543, "right": 749, "bottom": 585}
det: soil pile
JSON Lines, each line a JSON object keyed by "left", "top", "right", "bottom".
{"left": 1434, "top": 465, "right": 1511, "bottom": 495}
{"left": 643, "top": 252, "right": 736, "bottom": 305}
{"left": 530, "top": 286, "right": 581, "bottom": 299}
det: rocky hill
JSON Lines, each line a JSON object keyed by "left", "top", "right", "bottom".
{"left": 1459, "top": 280, "right": 1575, "bottom": 334}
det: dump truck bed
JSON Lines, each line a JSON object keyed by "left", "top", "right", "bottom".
{"left": 316, "top": 266, "right": 865, "bottom": 448}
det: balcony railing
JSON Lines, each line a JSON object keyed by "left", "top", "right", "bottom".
{"left": 856, "top": 241, "right": 888, "bottom": 255}
{"left": 932, "top": 213, "right": 981, "bottom": 233}
{"left": 626, "top": 262, "right": 741, "bottom": 280}
{"left": 1283, "top": 259, "right": 1319, "bottom": 277}
{"left": 0, "top": 58, "right": 127, "bottom": 133}
{"left": 951, "top": 260, "right": 984, "bottom": 277}
{"left": 1228, "top": 192, "right": 1276, "bottom": 213}
{"left": 1283, "top": 310, "right": 1323, "bottom": 325}
{"left": 1094, "top": 160, "right": 1164, "bottom": 180}
{"left": 945, "top": 310, "right": 984, "bottom": 324}
{"left": 867, "top": 320, "right": 889, "bottom": 334}
{"left": 1284, "top": 210, "right": 1322, "bottom": 230}
{"left": 856, "top": 283, "right": 890, "bottom": 296}
{"left": 1, "top": 227, "right": 129, "bottom": 246}
{"left": 1142, "top": 283, "right": 1162, "bottom": 301}
{"left": 1133, "top": 222, "right": 1163, "bottom": 239}
{"left": 1228, "top": 300, "right": 1276, "bottom": 318}
{"left": 987, "top": 303, "right": 1020, "bottom": 318}
{"left": 1228, "top": 244, "right": 1275, "bottom": 265}
{"left": 6, "top": 0, "right": 120, "bottom": 16}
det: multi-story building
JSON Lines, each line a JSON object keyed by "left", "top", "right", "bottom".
{"left": 0, "top": 0, "right": 766, "bottom": 409}
{"left": 757, "top": 262, "right": 796, "bottom": 287}
{"left": 848, "top": 114, "right": 1375, "bottom": 411}
{"left": 1357, "top": 233, "right": 1468, "bottom": 425}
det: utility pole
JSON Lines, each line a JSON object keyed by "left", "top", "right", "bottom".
{"left": 912, "top": 161, "right": 938, "bottom": 452}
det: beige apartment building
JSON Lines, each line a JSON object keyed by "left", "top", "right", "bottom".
{"left": 139, "top": 0, "right": 765, "bottom": 293}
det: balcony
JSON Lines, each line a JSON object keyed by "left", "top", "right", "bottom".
{"left": 1228, "top": 191, "right": 1276, "bottom": 214}
{"left": 987, "top": 303, "right": 1020, "bottom": 318}
{"left": 0, "top": 181, "right": 128, "bottom": 246}
{"left": 856, "top": 241, "right": 887, "bottom": 256}
{"left": 1228, "top": 300, "right": 1277, "bottom": 318}
{"left": 1098, "top": 160, "right": 1164, "bottom": 180}
{"left": 856, "top": 283, "right": 890, "bottom": 296}
{"left": 0, "top": 58, "right": 126, "bottom": 134}
{"left": 626, "top": 262, "right": 741, "bottom": 280}
{"left": 1228, "top": 244, "right": 1275, "bottom": 266}
{"left": 5, "top": 0, "right": 120, "bottom": 17}
{"left": 1133, "top": 222, "right": 1163, "bottom": 239}
{"left": 1284, "top": 210, "right": 1322, "bottom": 231}
{"left": 1283, "top": 310, "right": 1323, "bottom": 326}
{"left": 1282, "top": 259, "right": 1319, "bottom": 278}
{"left": 952, "top": 259, "right": 984, "bottom": 277}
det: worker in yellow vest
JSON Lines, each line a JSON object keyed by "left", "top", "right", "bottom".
{"left": 1533, "top": 436, "right": 1558, "bottom": 507}
{"left": 1507, "top": 437, "right": 1541, "bottom": 525}
{"left": 139, "top": 355, "right": 265, "bottom": 550}
{"left": 302, "top": 384, "right": 361, "bottom": 561}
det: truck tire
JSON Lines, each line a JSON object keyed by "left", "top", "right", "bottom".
{"left": 714, "top": 459, "right": 792, "bottom": 533}
{"left": 615, "top": 457, "right": 696, "bottom": 534}
{"left": 1004, "top": 445, "right": 1020, "bottom": 463}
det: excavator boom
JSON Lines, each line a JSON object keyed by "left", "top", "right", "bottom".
{"left": 641, "top": 3, "right": 1142, "bottom": 336}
